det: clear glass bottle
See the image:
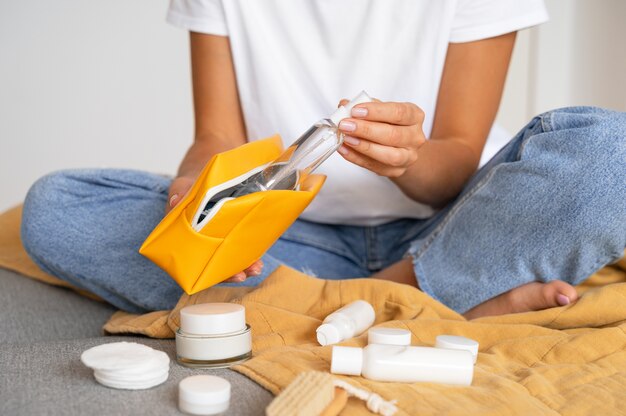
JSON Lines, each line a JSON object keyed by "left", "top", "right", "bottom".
{"left": 197, "top": 91, "right": 372, "bottom": 223}
{"left": 232, "top": 90, "right": 372, "bottom": 197}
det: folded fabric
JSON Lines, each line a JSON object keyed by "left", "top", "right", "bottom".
{"left": 139, "top": 136, "right": 325, "bottom": 294}
{"left": 105, "top": 261, "right": 626, "bottom": 416}
{"left": 3, "top": 206, "right": 626, "bottom": 415}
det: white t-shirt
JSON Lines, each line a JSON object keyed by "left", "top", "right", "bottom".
{"left": 167, "top": 0, "right": 548, "bottom": 225}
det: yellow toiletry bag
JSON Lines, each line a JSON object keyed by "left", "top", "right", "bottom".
{"left": 139, "top": 135, "right": 325, "bottom": 294}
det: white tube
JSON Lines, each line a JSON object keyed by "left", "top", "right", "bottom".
{"left": 331, "top": 344, "right": 474, "bottom": 385}
{"left": 316, "top": 300, "right": 376, "bottom": 346}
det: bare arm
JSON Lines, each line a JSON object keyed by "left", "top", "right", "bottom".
{"left": 338, "top": 32, "right": 516, "bottom": 207}
{"left": 168, "top": 32, "right": 262, "bottom": 281}
{"left": 167, "top": 32, "right": 247, "bottom": 209}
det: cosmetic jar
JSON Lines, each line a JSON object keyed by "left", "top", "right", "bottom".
{"left": 176, "top": 303, "right": 252, "bottom": 368}
{"left": 179, "top": 375, "right": 230, "bottom": 415}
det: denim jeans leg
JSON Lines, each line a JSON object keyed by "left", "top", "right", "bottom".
{"left": 219, "top": 218, "right": 371, "bottom": 287}
{"left": 20, "top": 169, "right": 371, "bottom": 311}
{"left": 21, "top": 169, "right": 184, "bottom": 313}
{"left": 409, "top": 107, "right": 626, "bottom": 313}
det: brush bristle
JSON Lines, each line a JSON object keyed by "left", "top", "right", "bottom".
{"left": 266, "top": 371, "right": 335, "bottom": 416}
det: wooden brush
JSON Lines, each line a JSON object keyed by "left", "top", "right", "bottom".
{"left": 265, "top": 371, "right": 397, "bottom": 416}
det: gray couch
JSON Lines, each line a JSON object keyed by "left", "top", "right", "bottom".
{"left": 0, "top": 268, "right": 273, "bottom": 415}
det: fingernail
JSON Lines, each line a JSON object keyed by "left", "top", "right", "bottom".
{"left": 169, "top": 194, "right": 179, "bottom": 207}
{"left": 351, "top": 107, "right": 368, "bottom": 118}
{"left": 339, "top": 120, "right": 356, "bottom": 132}
{"left": 556, "top": 294, "right": 570, "bottom": 306}
{"left": 249, "top": 268, "right": 261, "bottom": 276}
{"left": 338, "top": 146, "right": 348, "bottom": 155}
{"left": 344, "top": 135, "right": 360, "bottom": 146}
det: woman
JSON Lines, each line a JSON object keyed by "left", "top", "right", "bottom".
{"left": 21, "top": 0, "right": 626, "bottom": 317}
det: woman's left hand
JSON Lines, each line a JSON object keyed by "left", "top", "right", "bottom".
{"left": 336, "top": 99, "right": 427, "bottom": 178}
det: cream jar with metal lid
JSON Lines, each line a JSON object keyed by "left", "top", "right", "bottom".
{"left": 176, "top": 303, "right": 252, "bottom": 368}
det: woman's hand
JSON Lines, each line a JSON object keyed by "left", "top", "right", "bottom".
{"left": 336, "top": 99, "right": 426, "bottom": 178}
{"left": 166, "top": 176, "right": 194, "bottom": 214}
{"left": 226, "top": 259, "right": 264, "bottom": 282}
{"left": 166, "top": 176, "right": 264, "bottom": 283}
{"left": 161, "top": 33, "right": 263, "bottom": 283}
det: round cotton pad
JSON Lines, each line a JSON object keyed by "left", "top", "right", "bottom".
{"left": 94, "top": 371, "right": 169, "bottom": 390}
{"left": 81, "top": 342, "right": 167, "bottom": 370}
{"left": 81, "top": 342, "right": 170, "bottom": 390}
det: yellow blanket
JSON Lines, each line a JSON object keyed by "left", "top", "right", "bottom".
{"left": 3, "top": 205, "right": 626, "bottom": 415}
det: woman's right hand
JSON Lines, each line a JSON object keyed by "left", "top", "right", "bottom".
{"left": 225, "top": 259, "right": 264, "bottom": 283}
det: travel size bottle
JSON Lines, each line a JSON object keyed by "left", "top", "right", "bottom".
{"left": 316, "top": 300, "right": 376, "bottom": 346}
{"left": 197, "top": 91, "right": 372, "bottom": 223}
{"left": 331, "top": 344, "right": 474, "bottom": 385}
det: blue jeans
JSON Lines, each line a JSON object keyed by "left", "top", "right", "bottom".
{"left": 21, "top": 107, "right": 626, "bottom": 314}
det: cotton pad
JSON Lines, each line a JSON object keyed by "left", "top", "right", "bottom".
{"left": 81, "top": 342, "right": 170, "bottom": 390}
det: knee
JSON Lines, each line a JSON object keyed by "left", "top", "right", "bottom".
{"left": 519, "top": 108, "right": 625, "bottom": 252}
{"left": 544, "top": 107, "right": 626, "bottom": 161}
{"left": 21, "top": 170, "right": 76, "bottom": 261}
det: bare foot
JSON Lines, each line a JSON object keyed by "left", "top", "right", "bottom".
{"left": 464, "top": 280, "right": 578, "bottom": 320}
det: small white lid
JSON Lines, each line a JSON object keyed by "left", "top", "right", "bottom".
{"left": 179, "top": 303, "right": 246, "bottom": 335}
{"left": 368, "top": 328, "right": 412, "bottom": 346}
{"left": 316, "top": 323, "right": 342, "bottom": 346}
{"left": 179, "top": 375, "right": 231, "bottom": 406}
{"left": 435, "top": 335, "right": 479, "bottom": 363}
{"left": 329, "top": 90, "right": 373, "bottom": 125}
{"left": 330, "top": 346, "right": 363, "bottom": 376}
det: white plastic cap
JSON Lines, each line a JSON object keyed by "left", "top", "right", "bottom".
{"left": 368, "top": 328, "right": 412, "bottom": 346}
{"left": 316, "top": 323, "right": 342, "bottom": 346}
{"left": 329, "top": 90, "right": 373, "bottom": 125}
{"left": 435, "top": 335, "right": 479, "bottom": 363}
{"left": 330, "top": 346, "right": 363, "bottom": 376}
{"left": 179, "top": 303, "right": 246, "bottom": 336}
{"left": 179, "top": 375, "right": 230, "bottom": 415}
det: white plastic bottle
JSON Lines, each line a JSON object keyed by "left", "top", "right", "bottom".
{"left": 316, "top": 300, "right": 376, "bottom": 346}
{"left": 331, "top": 344, "right": 474, "bottom": 385}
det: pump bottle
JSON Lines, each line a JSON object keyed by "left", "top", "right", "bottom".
{"left": 331, "top": 344, "right": 474, "bottom": 385}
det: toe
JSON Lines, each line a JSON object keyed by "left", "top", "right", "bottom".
{"left": 542, "top": 280, "right": 578, "bottom": 308}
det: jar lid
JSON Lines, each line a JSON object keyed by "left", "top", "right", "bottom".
{"left": 179, "top": 303, "right": 246, "bottom": 335}
{"left": 179, "top": 375, "right": 230, "bottom": 414}
{"left": 316, "top": 323, "right": 342, "bottom": 346}
{"left": 435, "top": 335, "right": 479, "bottom": 363}
{"left": 368, "top": 328, "right": 412, "bottom": 346}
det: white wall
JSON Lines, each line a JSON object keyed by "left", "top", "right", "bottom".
{"left": 0, "top": 0, "right": 193, "bottom": 211}
{"left": 1, "top": 0, "right": 625, "bottom": 212}
{"left": 497, "top": 0, "right": 626, "bottom": 134}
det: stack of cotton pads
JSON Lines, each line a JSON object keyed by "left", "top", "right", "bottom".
{"left": 81, "top": 342, "right": 170, "bottom": 390}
